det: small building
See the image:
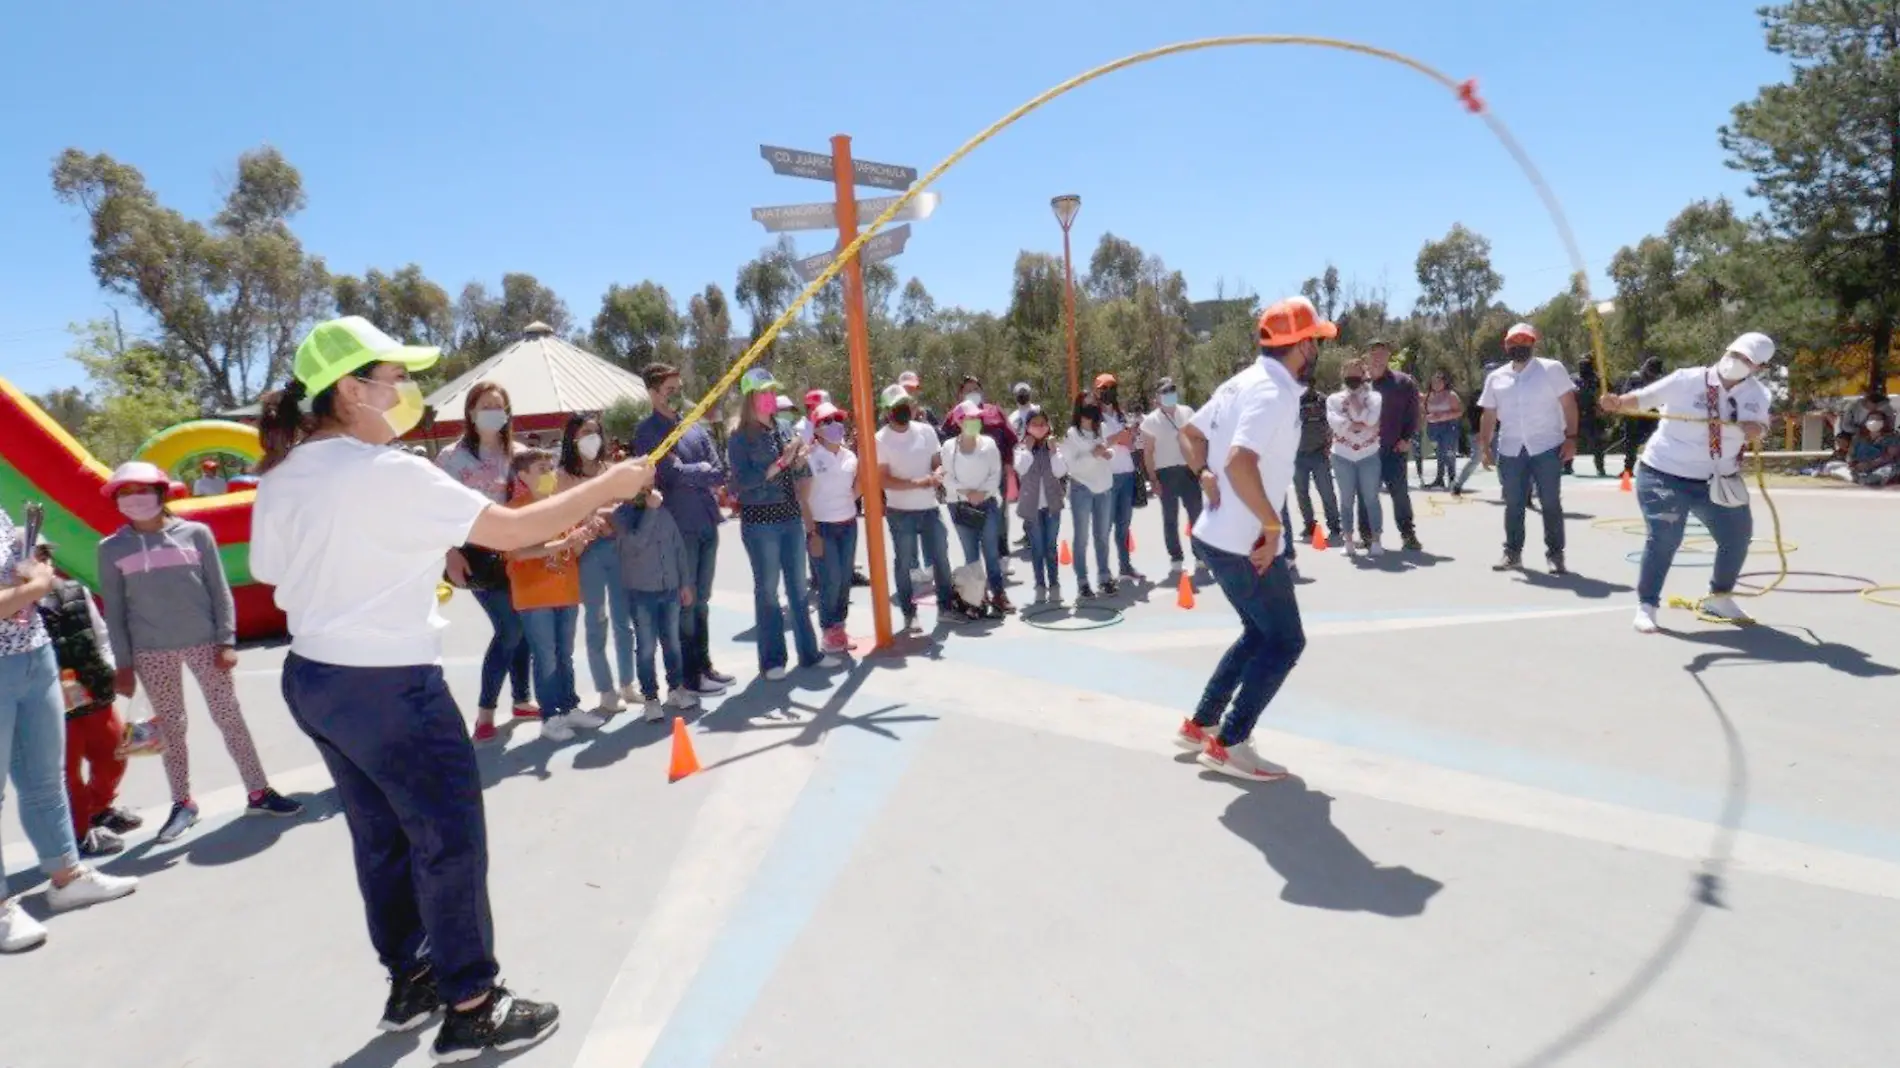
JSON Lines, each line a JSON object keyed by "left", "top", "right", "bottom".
{"left": 413, "top": 321, "right": 649, "bottom": 447}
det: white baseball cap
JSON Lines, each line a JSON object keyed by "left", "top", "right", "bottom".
{"left": 1725, "top": 332, "right": 1775, "bottom": 368}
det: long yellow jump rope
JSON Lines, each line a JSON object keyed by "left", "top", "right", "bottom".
{"left": 639, "top": 34, "right": 1894, "bottom": 619}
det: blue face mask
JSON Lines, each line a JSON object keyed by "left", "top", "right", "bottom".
{"left": 1159, "top": 392, "right": 1179, "bottom": 409}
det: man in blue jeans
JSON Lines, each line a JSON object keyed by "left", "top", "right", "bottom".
{"left": 632, "top": 363, "right": 737, "bottom": 696}
{"left": 874, "top": 385, "right": 955, "bottom": 629}
{"left": 1174, "top": 296, "right": 1326, "bottom": 782}
{"left": 1361, "top": 340, "right": 1422, "bottom": 551}
{"left": 1477, "top": 323, "right": 1579, "bottom": 573}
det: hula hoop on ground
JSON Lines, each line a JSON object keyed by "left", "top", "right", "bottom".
{"left": 1021, "top": 602, "right": 1125, "bottom": 631}
{"left": 1858, "top": 585, "right": 1900, "bottom": 608}
{"left": 1733, "top": 571, "right": 1876, "bottom": 595}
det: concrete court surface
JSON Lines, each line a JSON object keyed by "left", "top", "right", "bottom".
{"left": 3, "top": 470, "right": 1898, "bottom": 1068}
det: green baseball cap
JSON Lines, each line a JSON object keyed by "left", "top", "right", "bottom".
{"left": 294, "top": 316, "right": 440, "bottom": 396}
{"left": 880, "top": 384, "right": 912, "bottom": 410}
{"left": 738, "top": 367, "right": 781, "bottom": 396}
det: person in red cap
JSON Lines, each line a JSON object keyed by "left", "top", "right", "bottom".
{"left": 798, "top": 388, "right": 830, "bottom": 446}
{"left": 1173, "top": 296, "right": 1329, "bottom": 781}
{"left": 805, "top": 402, "right": 862, "bottom": 652}
{"left": 192, "top": 457, "right": 228, "bottom": 498}
{"left": 1477, "top": 322, "right": 1579, "bottom": 573}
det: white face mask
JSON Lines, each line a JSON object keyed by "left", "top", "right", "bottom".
{"left": 473, "top": 409, "right": 509, "bottom": 434}
{"left": 1716, "top": 354, "right": 1754, "bottom": 382}
{"left": 1870, "top": 419, "right": 1887, "bottom": 434}
{"left": 576, "top": 433, "right": 602, "bottom": 460}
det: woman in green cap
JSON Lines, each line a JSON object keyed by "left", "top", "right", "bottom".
{"left": 725, "top": 366, "right": 834, "bottom": 678}
{"left": 250, "top": 316, "right": 652, "bottom": 1063}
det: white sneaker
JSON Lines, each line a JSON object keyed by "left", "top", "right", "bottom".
{"left": 1343, "top": 542, "right": 1358, "bottom": 557}
{"left": 1367, "top": 542, "right": 1386, "bottom": 558}
{"left": 665, "top": 689, "right": 698, "bottom": 711}
{"left": 540, "top": 715, "right": 576, "bottom": 742}
{"left": 618, "top": 682, "right": 643, "bottom": 703}
{"left": 817, "top": 654, "right": 842, "bottom": 669}
{"left": 1633, "top": 605, "right": 1660, "bottom": 634}
{"left": 45, "top": 867, "right": 138, "bottom": 913}
{"left": 1197, "top": 739, "right": 1291, "bottom": 782}
{"left": 764, "top": 667, "right": 789, "bottom": 681}
{"left": 565, "top": 708, "right": 607, "bottom": 730}
{"left": 1702, "top": 594, "right": 1749, "bottom": 621}
{"left": 0, "top": 899, "right": 48, "bottom": 952}
{"left": 597, "top": 690, "right": 622, "bottom": 714}
{"left": 642, "top": 698, "right": 664, "bottom": 723}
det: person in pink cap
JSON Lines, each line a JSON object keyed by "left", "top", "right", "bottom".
{"left": 95, "top": 461, "right": 302, "bottom": 845}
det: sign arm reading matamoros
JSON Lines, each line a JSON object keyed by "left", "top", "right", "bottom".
{"left": 750, "top": 192, "right": 939, "bottom": 233}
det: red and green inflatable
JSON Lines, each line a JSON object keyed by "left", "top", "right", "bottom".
{"left": 0, "top": 376, "right": 287, "bottom": 641}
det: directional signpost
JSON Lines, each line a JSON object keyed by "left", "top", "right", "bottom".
{"left": 751, "top": 137, "right": 944, "bottom": 650}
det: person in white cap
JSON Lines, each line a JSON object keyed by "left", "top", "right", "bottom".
{"left": 1477, "top": 323, "right": 1579, "bottom": 573}
{"left": 1599, "top": 332, "right": 1773, "bottom": 632}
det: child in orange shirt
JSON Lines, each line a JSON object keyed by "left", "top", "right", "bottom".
{"left": 506, "top": 450, "right": 602, "bottom": 743}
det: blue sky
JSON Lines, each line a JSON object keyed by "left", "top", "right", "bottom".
{"left": 1, "top": 0, "right": 1785, "bottom": 395}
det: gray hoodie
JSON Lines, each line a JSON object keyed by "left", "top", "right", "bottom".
{"left": 612, "top": 501, "right": 692, "bottom": 593}
{"left": 96, "top": 517, "right": 236, "bottom": 664}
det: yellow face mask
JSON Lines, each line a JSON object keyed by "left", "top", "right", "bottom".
{"left": 376, "top": 380, "right": 427, "bottom": 438}
{"left": 533, "top": 472, "right": 558, "bottom": 497}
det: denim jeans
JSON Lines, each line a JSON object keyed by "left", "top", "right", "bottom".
{"left": 952, "top": 498, "right": 1005, "bottom": 596}
{"left": 1023, "top": 509, "right": 1062, "bottom": 588}
{"left": 282, "top": 654, "right": 497, "bottom": 1004}
{"left": 1635, "top": 464, "right": 1753, "bottom": 608}
{"left": 519, "top": 605, "right": 579, "bottom": 716}
{"left": 1498, "top": 445, "right": 1566, "bottom": 556}
{"left": 471, "top": 586, "right": 532, "bottom": 710}
{"left": 1189, "top": 541, "right": 1306, "bottom": 747}
{"left": 1280, "top": 504, "right": 1297, "bottom": 562}
{"left": 1110, "top": 471, "right": 1138, "bottom": 573}
{"left": 813, "top": 519, "right": 858, "bottom": 628}
{"left": 887, "top": 507, "right": 953, "bottom": 609}
{"left": 1292, "top": 449, "right": 1339, "bottom": 535}
{"left": 1332, "top": 452, "right": 1383, "bottom": 541}
{"left": 628, "top": 589, "right": 684, "bottom": 697}
{"left": 1068, "top": 482, "right": 1114, "bottom": 585}
{"left": 579, "top": 539, "right": 633, "bottom": 696}
{"left": 1428, "top": 422, "right": 1460, "bottom": 485}
{"left": 677, "top": 526, "right": 718, "bottom": 687}
{"left": 740, "top": 518, "right": 821, "bottom": 672}
{"left": 0, "top": 643, "right": 81, "bottom": 878}
{"left": 1380, "top": 447, "right": 1415, "bottom": 534}
{"left": 1154, "top": 466, "right": 1204, "bottom": 563}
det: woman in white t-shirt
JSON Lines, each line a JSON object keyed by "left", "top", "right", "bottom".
{"left": 249, "top": 316, "right": 650, "bottom": 1062}
{"left": 1326, "top": 358, "right": 1386, "bottom": 556}
{"left": 805, "top": 402, "right": 862, "bottom": 654}
{"left": 940, "top": 400, "right": 1010, "bottom": 614}
{"left": 435, "top": 381, "right": 533, "bottom": 742}
{"left": 1599, "top": 331, "right": 1773, "bottom": 633}
{"left": 1059, "top": 395, "right": 1116, "bottom": 597}
{"left": 1139, "top": 376, "right": 1200, "bottom": 568}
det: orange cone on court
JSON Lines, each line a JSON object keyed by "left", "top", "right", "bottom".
{"left": 1176, "top": 572, "right": 1195, "bottom": 609}
{"left": 1311, "top": 526, "right": 1329, "bottom": 551}
{"left": 1059, "top": 539, "right": 1072, "bottom": 565}
{"left": 667, "top": 716, "right": 700, "bottom": 783}
{"left": 1619, "top": 470, "right": 1633, "bottom": 492}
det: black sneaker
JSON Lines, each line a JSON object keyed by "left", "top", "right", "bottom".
{"left": 1101, "top": 578, "right": 1119, "bottom": 595}
{"left": 379, "top": 965, "right": 441, "bottom": 1033}
{"left": 78, "top": 827, "right": 124, "bottom": 858}
{"left": 1120, "top": 568, "right": 1146, "bottom": 583}
{"left": 155, "top": 801, "right": 199, "bottom": 844}
{"left": 1493, "top": 552, "right": 1523, "bottom": 572}
{"left": 1077, "top": 582, "right": 1096, "bottom": 599}
{"left": 1547, "top": 552, "right": 1568, "bottom": 575}
{"left": 704, "top": 667, "right": 736, "bottom": 687}
{"left": 93, "top": 806, "right": 143, "bottom": 834}
{"left": 430, "top": 987, "right": 558, "bottom": 1063}
{"left": 851, "top": 568, "right": 870, "bottom": 587}
{"left": 901, "top": 610, "right": 918, "bottom": 632}
{"left": 1401, "top": 533, "right": 1423, "bottom": 552}
{"left": 246, "top": 788, "right": 304, "bottom": 818}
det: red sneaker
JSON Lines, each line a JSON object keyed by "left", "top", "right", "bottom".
{"left": 511, "top": 701, "right": 541, "bottom": 721}
{"left": 1173, "top": 719, "right": 1212, "bottom": 752}
{"left": 472, "top": 721, "right": 498, "bottom": 745}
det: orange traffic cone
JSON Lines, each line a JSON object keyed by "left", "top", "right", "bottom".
{"left": 1059, "top": 539, "right": 1072, "bottom": 565}
{"left": 1176, "top": 571, "right": 1195, "bottom": 609}
{"left": 667, "top": 716, "right": 700, "bottom": 783}
{"left": 1311, "top": 526, "right": 1329, "bottom": 551}
{"left": 1619, "top": 470, "right": 1633, "bottom": 493}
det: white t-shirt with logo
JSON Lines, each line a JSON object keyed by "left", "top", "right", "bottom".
{"left": 807, "top": 444, "right": 860, "bottom": 523}
{"left": 1636, "top": 367, "right": 1772, "bottom": 480}
{"left": 1139, "top": 404, "right": 1195, "bottom": 470}
{"left": 874, "top": 422, "right": 942, "bottom": 512}
{"left": 1190, "top": 357, "right": 1300, "bottom": 556}
{"left": 1102, "top": 410, "right": 1138, "bottom": 474}
{"left": 1479, "top": 357, "right": 1576, "bottom": 457}
{"left": 252, "top": 438, "right": 491, "bottom": 668}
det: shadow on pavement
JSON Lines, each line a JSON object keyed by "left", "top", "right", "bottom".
{"left": 1512, "top": 569, "right": 1634, "bottom": 599}
{"left": 692, "top": 657, "right": 936, "bottom": 776}
{"left": 1667, "top": 622, "right": 1900, "bottom": 678}
{"left": 1346, "top": 550, "right": 1457, "bottom": 573}
{"left": 1214, "top": 775, "right": 1443, "bottom": 918}
{"left": 331, "top": 1028, "right": 425, "bottom": 1068}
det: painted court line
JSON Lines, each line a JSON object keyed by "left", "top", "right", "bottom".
{"left": 858, "top": 658, "right": 1900, "bottom": 902}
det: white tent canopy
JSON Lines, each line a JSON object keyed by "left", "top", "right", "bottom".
{"left": 425, "top": 321, "right": 647, "bottom": 424}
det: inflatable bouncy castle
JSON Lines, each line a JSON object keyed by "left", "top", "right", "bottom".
{"left": 0, "top": 376, "right": 287, "bottom": 642}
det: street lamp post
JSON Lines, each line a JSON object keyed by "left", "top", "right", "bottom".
{"left": 1051, "top": 194, "right": 1082, "bottom": 402}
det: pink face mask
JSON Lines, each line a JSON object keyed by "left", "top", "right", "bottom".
{"left": 117, "top": 492, "right": 162, "bottom": 522}
{"left": 752, "top": 394, "right": 778, "bottom": 420}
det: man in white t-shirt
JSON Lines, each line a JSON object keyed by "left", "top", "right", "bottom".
{"left": 1478, "top": 322, "right": 1579, "bottom": 573}
{"left": 872, "top": 385, "right": 953, "bottom": 629}
{"left": 1173, "top": 296, "right": 1326, "bottom": 783}
{"left": 1139, "top": 376, "right": 1200, "bottom": 568}
{"left": 1600, "top": 331, "right": 1773, "bottom": 632}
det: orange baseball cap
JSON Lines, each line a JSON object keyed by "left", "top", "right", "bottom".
{"left": 1094, "top": 372, "right": 1118, "bottom": 389}
{"left": 1258, "top": 296, "right": 1338, "bottom": 347}
{"left": 1504, "top": 322, "right": 1540, "bottom": 344}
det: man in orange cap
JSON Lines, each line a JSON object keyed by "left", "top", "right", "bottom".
{"left": 1172, "top": 296, "right": 1329, "bottom": 782}
{"left": 1477, "top": 322, "right": 1579, "bottom": 573}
